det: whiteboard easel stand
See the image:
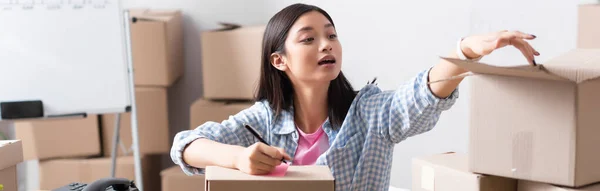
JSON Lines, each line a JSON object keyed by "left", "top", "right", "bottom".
{"left": 0, "top": 4, "right": 143, "bottom": 190}
{"left": 109, "top": 113, "right": 120, "bottom": 177}
{"left": 108, "top": 10, "right": 145, "bottom": 191}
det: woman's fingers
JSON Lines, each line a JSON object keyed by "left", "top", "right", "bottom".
{"left": 466, "top": 30, "right": 539, "bottom": 65}
{"left": 496, "top": 31, "right": 536, "bottom": 48}
{"left": 513, "top": 38, "right": 536, "bottom": 66}
{"left": 495, "top": 30, "right": 539, "bottom": 66}
{"left": 533, "top": 47, "right": 540, "bottom": 56}
{"left": 258, "top": 144, "right": 281, "bottom": 159}
{"left": 254, "top": 151, "right": 280, "bottom": 167}
{"left": 251, "top": 160, "right": 274, "bottom": 173}
{"left": 275, "top": 147, "right": 292, "bottom": 161}
{"left": 505, "top": 30, "right": 536, "bottom": 40}
{"left": 495, "top": 32, "right": 518, "bottom": 49}
{"left": 515, "top": 44, "right": 534, "bottom": 65}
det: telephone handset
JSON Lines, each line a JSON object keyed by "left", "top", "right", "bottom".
{"left": 52, "top": 177, "right": 138, "bottom": 191}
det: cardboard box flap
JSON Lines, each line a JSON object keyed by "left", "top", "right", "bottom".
{"left": 441, "top": 57, "right": 568, "bottom": 82}
{"left": 0, "top": 140, "right": 24, "bottom": 170}
{"left": 415, "top": 152, "right": 470, "bottom": 172}
{"left": 130, "top": 9, "right": 180, "bottom": 22}
{"left": 442, "top": 49, "right": 600, "bottom": 83}
{"left": 207, "top": 22, "right": 265, "bottom": 33}
{"left": 213, "top": 22, "right": 241, "bottom": 31}
{"left": 206, "top": 165, "right": 334, "bottom": 181}
{"left": 539, "top": 49, "right": 600, "bottom": 83}
{"left": 519, "top": 180, "right": 600, "bottom": 191}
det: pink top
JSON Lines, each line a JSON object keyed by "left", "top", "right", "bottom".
{"left": 293, "top": 125, "right": 330, "bottom": 165}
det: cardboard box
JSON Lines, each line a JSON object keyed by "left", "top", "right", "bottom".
{"left": 0, "top": 140, "right": 23, "bottom": 191}
{"left": 39, "top": 156, "right": 161, "bottom": 191}
{"left": 412, "top": 152, "right": 517, "bottom": 191}
{"left": 201, "top": 24, "right": 265, "bottom": 100}
{"left": 518, "top": 180, "right": 600, "bottom": 191}
{"left": 0, "top": 166, "right": 17, "bottom": 191}
{"left": 442, "top": 49, "right": 600, "bottom": 187}
{"left": 161, "top": 166, "right": 205, "bottom": 191}
{"left": 190, "top": 99, "right": 253, "bottom": 129}
{"left": 14, "top": 115, "right": 101, "bottom": 160}
{"left": 578, "top": 4, "right": 600, "bottom": 48}
{"left": 101, "top": 87, "right": 169, "bottom": 156}
{"left": 205, "top": 165, "right": 334, "bottom": 191}
{"left": 130, "top": 9, "right": 184, "bottom": 86}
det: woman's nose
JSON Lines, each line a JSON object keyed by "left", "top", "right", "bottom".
{"left": 321, "top": 43, "right": 333, "bottom": 52}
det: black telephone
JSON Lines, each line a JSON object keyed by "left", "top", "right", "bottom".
{"left": 52, "top": 177, "right": 138, "bottom": 191}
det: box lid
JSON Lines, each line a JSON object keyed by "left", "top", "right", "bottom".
{"left": 442, "top": 49, "right": 600, "bottom": 83}
{"left": 206, "top": 165, "right": 334, "bottom": 181}
{"left": 519, "top": 180, "right": 600, "bottom": 191}
{"left": 413, "top": 152, "right": 517, "bottom": 191}
{"left": 0, "top": 140, "right": 24, "bottom": 170}
{"left": 579, "top": 3, "right": 600, "bottom": 8}
{"left": 203, "top": 22, "right": 266, "bottom": 33}
{"left": 413, "top": 152, "right": 470, "bottom": 173}
{"left": 129, "top": 9, "right": 180, "bottom": 22}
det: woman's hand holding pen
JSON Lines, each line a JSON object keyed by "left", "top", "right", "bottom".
{"left": 234, "top": 142, "right": 292, "bottom": 175}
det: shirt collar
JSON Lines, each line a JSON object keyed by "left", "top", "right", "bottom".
{"left": 272, "top": 106, "right": 296, "bottom": 135}
{"left": 272, "top": 84, "right": 376, "bottom": 135}
{"left": 272, "top": 105, "right": 334, "bottom": 135}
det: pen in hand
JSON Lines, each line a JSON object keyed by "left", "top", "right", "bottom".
{"left": 244, "top": 124, "right": 288, "bottom": 164}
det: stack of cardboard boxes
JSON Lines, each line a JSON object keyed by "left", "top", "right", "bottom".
{"left": 159, "top": 23, "right": 266, "bottom": 191}
{"left": 0, "top": 140, "right": 23, "bottom": 191}
{"left": 411, "top": 4, "right": 600, "bottom": 191}
{"left": 12, "top": 9, "right": 183, "bottom": 191}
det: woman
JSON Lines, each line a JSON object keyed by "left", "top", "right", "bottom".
{"left": 171, "top": 3, "right": 538, "bottom": 190}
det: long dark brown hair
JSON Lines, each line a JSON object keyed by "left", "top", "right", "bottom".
{"left": 255, "top": 3, "right": 357, "bottom": 128}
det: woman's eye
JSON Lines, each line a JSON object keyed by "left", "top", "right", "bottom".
{"left": 301, "top": 37, "right": 315, "bottom": 43}
{"left": 328, "top": 34, "right": 338, "bottom": 39}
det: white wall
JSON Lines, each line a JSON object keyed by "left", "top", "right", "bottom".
{"left": 120, "top": 0, "right": 589, "bottom": 189}
{"left": 13, "top": 0, "right": 593, "bottom": 190}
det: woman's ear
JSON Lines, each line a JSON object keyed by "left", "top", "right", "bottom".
{"left": 271, "top": 52, "right": 287, "bottom": 71}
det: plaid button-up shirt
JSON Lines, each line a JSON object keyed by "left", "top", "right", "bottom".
{"left": 171, "top": 68, "right": 459, "bottom": 191}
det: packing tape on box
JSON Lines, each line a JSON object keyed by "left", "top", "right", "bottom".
{"left": 511, "top": 131, "right": 533, "bottom": 179}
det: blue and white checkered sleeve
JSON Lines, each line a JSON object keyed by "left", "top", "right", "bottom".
{"left": 359, "top": 67, "right": 459, "bottom": 144}
{"left": 170, "top": 101, "right": 271, "bottom": 175}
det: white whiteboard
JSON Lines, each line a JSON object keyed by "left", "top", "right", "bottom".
{"left": 0, "top": 0, "right": 132, "bottom": 119}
